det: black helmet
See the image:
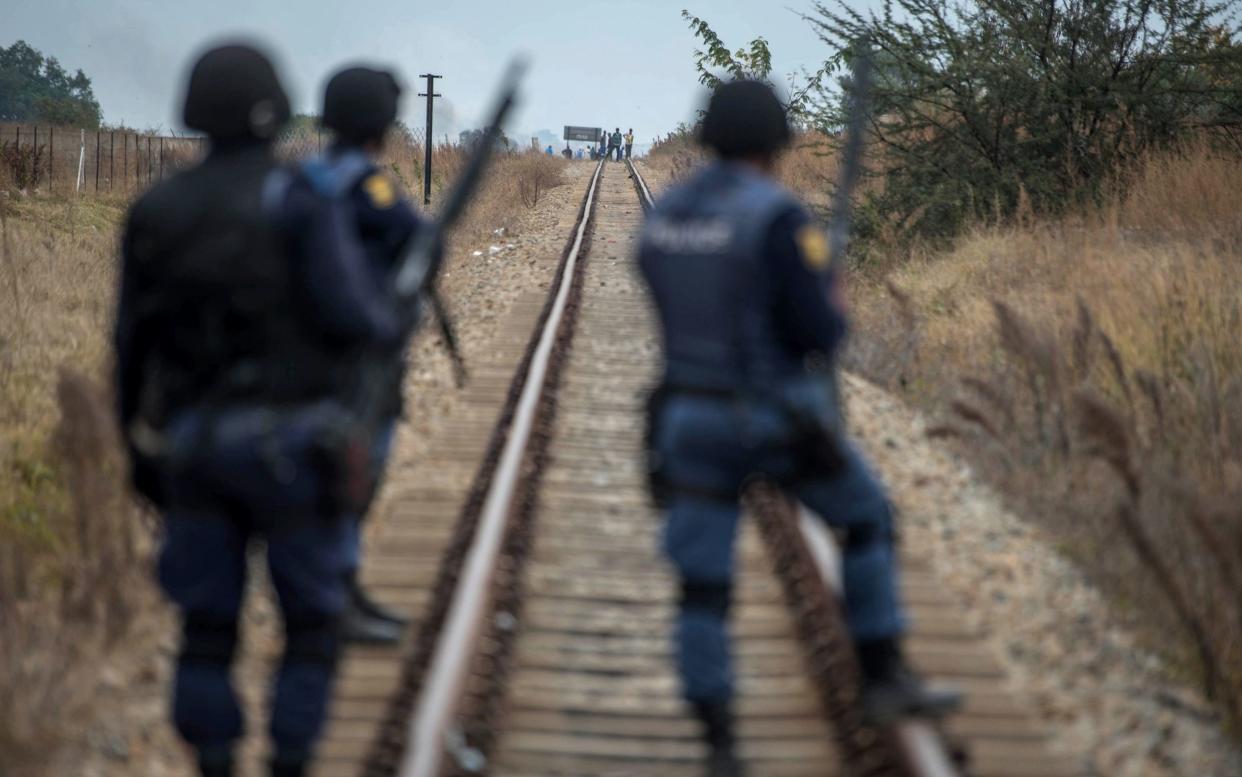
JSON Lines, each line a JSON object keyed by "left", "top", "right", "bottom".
{"left": 182, "top": 43, "right": 291, "bottom": 140}
{"left": 699, "top": 80, "right": 790, "bottom": 158}
{"left": 322, "top": 66, "right": 402, "bottom": 145}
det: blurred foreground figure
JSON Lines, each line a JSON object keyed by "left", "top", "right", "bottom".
{"left": 637, "top": 80, "right": 960, "bottom": 777}
{"left": 303, "top": 64, "right": 428, "bottom": 644}
{"left": 114, "top": 44, "right": 403, "bottom": 777}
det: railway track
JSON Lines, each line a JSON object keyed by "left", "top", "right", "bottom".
{"left": 310, "top": 158, "right": 1080, "bottom": 777}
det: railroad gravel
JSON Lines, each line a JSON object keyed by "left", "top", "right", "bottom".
{"left": 845, "top": 373, "right": 1242, "bottom": 777}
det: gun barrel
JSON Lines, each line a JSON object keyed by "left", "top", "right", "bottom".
{"left": 827, "top": 48, "right": 874, "bottom": 266}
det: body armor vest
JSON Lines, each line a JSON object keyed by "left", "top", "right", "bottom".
{"left": 638, "top": 161, "right": 807, "bottom": 393}
{"left": 128, "top": 146, "right": 341, "bottom": 423}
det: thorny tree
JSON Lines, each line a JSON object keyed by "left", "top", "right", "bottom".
{"left": 806, "top": 0, "right": 1242, "bottom": 243}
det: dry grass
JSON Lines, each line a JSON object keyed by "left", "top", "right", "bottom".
{"left": 377, "top": 139, "right": 567, "bottom": 248}
{"left": 0, "top": 142, "right": 567, "bottom": 770}
{"left": 847, "top": 142, "right": 1242, "bottom": 725}
{"left": 646, "top": 129, "right": 840, "bottom": 212}
{"left": 0, "top": 192, "right": 154, "bottom": 774}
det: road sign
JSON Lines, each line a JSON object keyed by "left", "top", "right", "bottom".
{"left": 564, "top": 125, "right": 602, "bottom": 142}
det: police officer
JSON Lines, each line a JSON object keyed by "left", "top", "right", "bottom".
{"left": 637, "top": 80, "right": 960, "bottom": 777}
{"left": 115, "top": 44, "right": 405, "bottom": 777}
{"left": 302, "top": 64, "right": 428, "bottom": 644}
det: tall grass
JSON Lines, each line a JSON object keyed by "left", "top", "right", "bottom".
{"left": 847, "top": 142, "right": 1242, "bottom": 725}
{"left": 0, "top": 193, "right": 152, "bottom": 774}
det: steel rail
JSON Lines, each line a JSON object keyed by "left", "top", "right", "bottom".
{"left": 798, "top": 512, "right": 962, "bottom": 777}
{"left": 397, "top": 157, "right": 606, "bottom": 777}
{"left": 625, "top": 157, "right": 655, "bottom": 211}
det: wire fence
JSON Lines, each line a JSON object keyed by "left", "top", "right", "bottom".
{"left": 0, "top": 123, "right": 204, "bottom": 194}
{"left": 0, "top": 122, "right": 442, "bottom": 197}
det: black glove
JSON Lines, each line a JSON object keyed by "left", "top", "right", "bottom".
{"left": 127, "top": 445, "right": 168, "bottom": 510}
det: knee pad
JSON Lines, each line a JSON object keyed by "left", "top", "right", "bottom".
{"left": 285, "top": 615, "right": 342, "bottom": 666}
{"left": 680, "top": 581, "right": 732, "bottom": 619}
{"left": 843, "top": 501, "right": 896, "bottom": 551}
{"left": 181, "top": 615, "right": 239, "bottom": 665}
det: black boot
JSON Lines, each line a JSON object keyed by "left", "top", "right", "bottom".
{"left": 340, "top": 597, "right": 405, "bottom": 644}
{"left": 269, "top": 754, "right": 309, "bottom": 777}
{"left": 857, "top": 638, "right": 962, "bottom": 725}
{"left": 692, "top": 701, "right": 744, "bottom": 777}
{"left": 196, "top": 748, "right": 234, "bottom": 777}
{"left": 340, "top": 574, "right": 406, "bottom": 645}
{"left": 350, "top": 577, "right": 409, "bottom": 627}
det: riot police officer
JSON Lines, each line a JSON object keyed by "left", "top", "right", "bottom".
{"left": 637, "top": 80, "right": 960, "bottom": 777}
{"left": 114, "top": 44, "right": 405, "bottom": 777}
{"left": 302, "top": 64, "right": 428, "bottom": 644}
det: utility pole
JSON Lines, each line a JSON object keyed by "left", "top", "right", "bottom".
{"left": 419, "top": 73, "right": 442, "bottom": 207}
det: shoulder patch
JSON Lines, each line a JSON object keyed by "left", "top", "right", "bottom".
{"left": 362, "top": 174, "right": 396, "bottom": 209}
{"left": 796, "top": 225, "right": 831, "bottom": 271}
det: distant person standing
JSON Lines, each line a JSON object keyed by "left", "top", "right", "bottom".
{"left": 609, "top": 127, "right": 623, "bottom": 161}
{"left": 598, "top": 130, "right": 608, "bottom": 160}
{"left": 624, "top": 128, "right": 635, "bottom": 159}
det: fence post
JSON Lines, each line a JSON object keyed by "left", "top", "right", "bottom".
{"left": 95, "top": 131, "right": 101, "bottom": 191}
{"left": 147, "top": 136, "right": 152, "bottom": 183}
{"left": 49, "top": 126, "right": 54, "bottom": 188}
{"left": 134, "top": 134, "right": 139, "bottom": 185}
{"left": 32, "top": 125, "right": 39, "bottom": 188}
{"left": 159, "top": 136, "right": 164, "bottom": 180}
{"left": 110, "top": 132, "right": 115, "bottom": 191}
{"left": 76, "top": 129, "right": 85, "bottom": 193}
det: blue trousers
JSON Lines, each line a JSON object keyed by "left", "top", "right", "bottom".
{"left": 344, "top": 420, "right": 398, "bottom": 573}
{"left": 158, "top": 511, "right": 353, "bottom": 762}
{"left": 654, "top": 393, "right": 906, "bottom": 704}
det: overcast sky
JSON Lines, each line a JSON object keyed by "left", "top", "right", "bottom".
{"left": 7, "top": 0, "right": 865, "bottom": 151}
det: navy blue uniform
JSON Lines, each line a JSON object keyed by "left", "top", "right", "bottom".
{"left": 115, "top": 142, "right": 401, "bottom": 766}
{"left": 302, "top": 146, "right": 427, "bottom": 577}
{"left": 638, "top": 161, "right": 906, "bottom": 705}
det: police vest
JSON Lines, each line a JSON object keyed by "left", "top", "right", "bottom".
{"left": 127, "top": 146, "right": 345, "bottom": 419}
{"left": 301, "top": 147, "right": 374, "bottom": 198}
{"left": 638, "top": 162, "right": 807, "bottom": 393}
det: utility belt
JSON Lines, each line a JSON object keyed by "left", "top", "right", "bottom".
{"left": 643, "top": 377, "right": 847, "bottom": 507}
{"left": 161, "top": 399, "right": 380, "bottom": 525}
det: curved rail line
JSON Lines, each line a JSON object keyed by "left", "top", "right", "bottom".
{"left": 309, "top": 158, "right": 1079, "bottom": 777}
